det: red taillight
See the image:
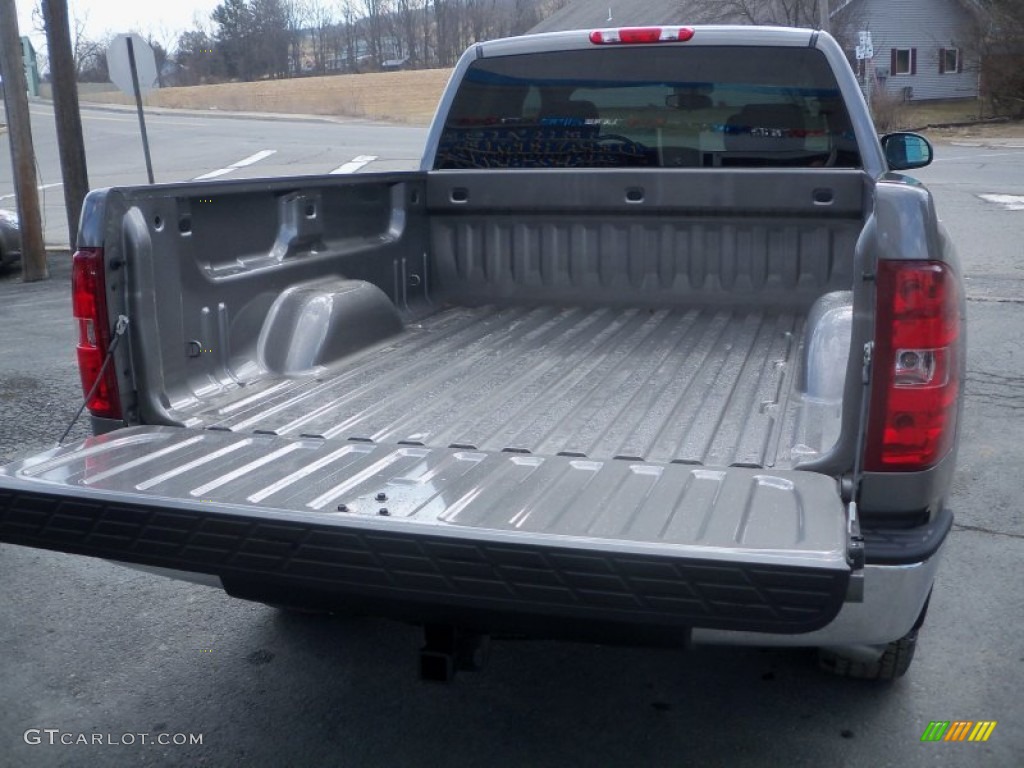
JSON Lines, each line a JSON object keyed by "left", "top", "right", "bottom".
{"left": 72, "top": 247, "right": 122, "bottom": 420}
{"left": 589, "top": 27, "right": 695, "bottom": 45}
{"left": 865, "top": 260, "right": 960, "bottom": 471}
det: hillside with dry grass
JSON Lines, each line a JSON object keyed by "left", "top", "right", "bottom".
{"left": 80, "top": 69, "right": 454, "bottom": 124}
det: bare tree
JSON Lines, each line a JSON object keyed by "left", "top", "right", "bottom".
{"left": 465, "top": 0, "right": 502, "bottom": 43}
{"left": 32, "top": 5, "right": 107, "bottom": 79}
{"left": 308, "top": 0, "right": 336, "bottom": 71}
{"left": 394, "top": 0, "right": 426, "bottom": 64}
{"left": 972, "top": 0, "right": 1024, "bottom": 116}
{"left": 512, "top": 0, "right": 541, "bottom": 35}
{"left": 362, "top": 0, "right": 391, "bottom": 67}
{"left": 284, "top": 0, "right": 311, "bottom": 74}
{"left": 337, "top": 0, "right": 362, "bottom": 70}
{"left": 696, "top": 0, "right": 825, "bottom": 28}
{"left": 535, "top": 0, "right": 572, "bottom": 18}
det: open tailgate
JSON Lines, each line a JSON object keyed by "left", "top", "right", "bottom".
{"left": 0, "top": 427, "right": 856, "bottom": 634}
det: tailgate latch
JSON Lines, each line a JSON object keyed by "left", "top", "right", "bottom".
{"left": 846, "top": 499, "right": 865, "bottom": 602}
{"left": 841, "top": 340, "right": 874, "bottom": 603}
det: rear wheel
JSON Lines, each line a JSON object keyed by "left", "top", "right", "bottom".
{"left": 817, "top": 631, "right": 918, "bottom": 680}
{"left": 818, "top": 591, "right": 930, "bottom": 680}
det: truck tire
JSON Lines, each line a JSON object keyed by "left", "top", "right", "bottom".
{"left": 818, "top": 591, "right": 931, "bottom": 680}
{"left": 817, "top": 631, "right": 918, "bottom": 680}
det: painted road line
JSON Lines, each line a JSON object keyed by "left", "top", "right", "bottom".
{"left": 32, "top": 109, "right": 134, "bottom": 123}
{"left": 0, "top": 182, "right": 64, "bottom": 202}
{"left": 230, "top": 149, "right": 278, "bottom": 168}
{"left": 193, "top": 168, "right": 236, "bottom": 180}
{"left": 330, "top": 155, "right": 378, "bottom": 174}
{"left": 978, "top": 194, "right": 1024, "bottom": 211}
{"left": 193, "top": 149, "right": 277, "bottom": 180}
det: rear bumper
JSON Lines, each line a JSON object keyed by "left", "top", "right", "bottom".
{"left": 693, "top": 508, "right": 953, "bottom": 648}
{"left": 0, "top": 495, "right": 952, "bottom": 649}
{"left": 119, "top": 528, "right": 948, "bottom": 649}
{"left": 0, "top": 425, "right": 950, "bottom": 648}
{"left": 693, "top": 552, "right": 942, "bottom": 649}
{"left": 861, "top": 505, "right": 954, "bottom": 566}
{"left": 0, "top": 491, "right": 951, "bottom": 650}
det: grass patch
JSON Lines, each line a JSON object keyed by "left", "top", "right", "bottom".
{"left": 899, "top": 99, "right": 986, "bottom": 127}
{"left": 869, "top": 97, "right": 1024, "bottom": 139}
{"left": 80, "top": 69, "right": 454, "bottom": 124}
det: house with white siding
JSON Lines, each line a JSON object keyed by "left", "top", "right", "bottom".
{"left": 530, "top": 0, "right": 982, "bottom": 101}
{"left": 833, "top": 0, "right": 981, "bottom": 101}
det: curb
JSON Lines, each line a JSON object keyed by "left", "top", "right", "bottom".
{"left": 31, "top": 97, "right": 428, "bottom": 127}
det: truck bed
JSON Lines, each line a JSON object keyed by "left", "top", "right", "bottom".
{"left": 181, "top": 303, "right": 814, "bottom": 469}
{"left": 109, "top": 170, "right": 864, "bottom": 472}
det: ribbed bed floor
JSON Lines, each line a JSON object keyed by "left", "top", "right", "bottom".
{"left": 183, "top": 304, "right": 806, "bottom": 468}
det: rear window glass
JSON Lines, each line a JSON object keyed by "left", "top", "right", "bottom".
{"left": 434, "top": 46, "right": 860, "bottom": 170}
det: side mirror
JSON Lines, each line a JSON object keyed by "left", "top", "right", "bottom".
{"left": 881, "top": 132, "right": 934, "bottom": 170}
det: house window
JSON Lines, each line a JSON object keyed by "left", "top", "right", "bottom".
{"left": 892, "top": 48, "right": 916, "bottom": 75}
{"left": 940, "top": 47, "right": 961, "bottom": 74}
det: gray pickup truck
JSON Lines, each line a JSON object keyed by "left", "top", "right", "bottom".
{"left": 0, "top": 26, "right": 963, "bottom": 681}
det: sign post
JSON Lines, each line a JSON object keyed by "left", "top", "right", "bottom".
{"left": 107, "top": 34, "right": 159, "bottom": 184}
{"left": 856, "top": 31, "right": 874, "bottom": 61}
{"left": 856, "top": 31, "right": 875, "bottom": 106}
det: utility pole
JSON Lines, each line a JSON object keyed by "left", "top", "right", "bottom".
{"left": 819, "top": 0, "right": 831, "bottom": 34}
{"left": 42, "top": 0, "right": 89, "bottom": 248}
{"left": 0, "top": 0, "right": 48, "bottom": 281}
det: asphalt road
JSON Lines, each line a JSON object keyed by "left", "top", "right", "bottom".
{"left": 0, "top": 122, "right": 1022, "bottom": 767}
{"left": 0, "top": 102, "right": 428, "bottom": 246}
